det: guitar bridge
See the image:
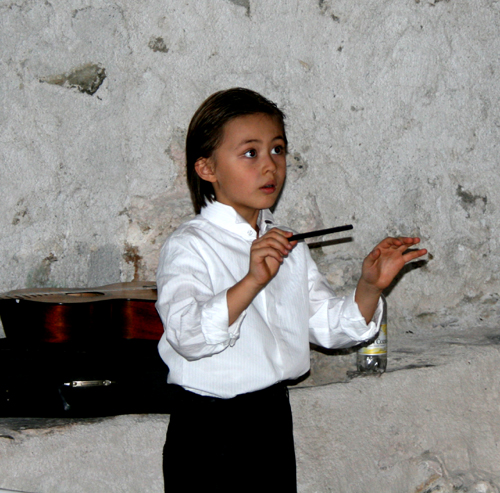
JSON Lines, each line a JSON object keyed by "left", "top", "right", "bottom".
{"left": 63, "top": 380, "right": 115, "bottom": 388}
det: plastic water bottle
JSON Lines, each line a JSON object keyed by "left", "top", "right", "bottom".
{"left": 356, "top": 295, "right": 387, "bottom": 373}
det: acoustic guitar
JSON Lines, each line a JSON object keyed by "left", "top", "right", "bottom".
{"left": 0, "top": 281, "right": 164, "bottom": 344}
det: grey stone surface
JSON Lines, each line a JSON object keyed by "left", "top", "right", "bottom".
{"left": 0, "top": 415, "right": 168, "bottom": 493}
{"left": 292, "top": 328, "right": 500, "bottom": 493}
{"left": 1, "top": 326, "right": 500, "bottom": 492}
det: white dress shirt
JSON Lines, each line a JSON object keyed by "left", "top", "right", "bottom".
{"left": 156, "top": 201, "right": 382, "bottom": 398}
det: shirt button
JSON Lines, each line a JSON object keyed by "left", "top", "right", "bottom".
{"left": 247, "top": 230, "right": 253, "bottom": 236}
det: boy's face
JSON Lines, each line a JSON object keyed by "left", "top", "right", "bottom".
{"left": 195, "top": 113, "right": 287, "bottom": 228}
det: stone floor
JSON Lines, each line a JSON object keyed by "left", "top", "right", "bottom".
{"left": 1, "top": 325, "right": 500, "bottom": 492}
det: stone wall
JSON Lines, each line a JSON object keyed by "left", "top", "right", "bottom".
{"left": 1, "top": 2, "right": 500, "bottom": 491}
{"left": 2, "top": 0, "right": 500, "bottom": 334}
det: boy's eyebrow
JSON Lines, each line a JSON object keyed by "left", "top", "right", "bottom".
{"left": 235, "top": 135, "right": 286, "bottom": 147}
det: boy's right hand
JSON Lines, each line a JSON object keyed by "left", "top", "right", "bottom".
{"left": 247, "top": 228, "right": 296, "bottom": 289}
{"left": 227, "top": 228, "right": 296, "bottom": 326}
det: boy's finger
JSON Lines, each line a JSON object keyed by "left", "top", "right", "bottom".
{"left": 253, "top": 247, "right": 285, "bottom": 264}
{"left": 392, "top": 236, "right": 419, "bottom": 250}
{"left": 263, "top": 228, "right": 293, "bottom": 239}
{"left": 399, "top": 237, "right": 420, "bottom": 245}
{"left": 254, "top": 238, "right": 291, "bottom": 254}
{"left": 257, "top": 231, "right": 293, "bottom": 249}
{"left": 403, "top": 249, "right": 428, "bottom": 261}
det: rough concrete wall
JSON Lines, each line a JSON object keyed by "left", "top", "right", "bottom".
{"left": 1, "top": 0, "right": 500, "bottom": 335}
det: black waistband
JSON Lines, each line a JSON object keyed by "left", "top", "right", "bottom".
{"left": 169, "top": 382, "right": 289, "bottom": 411}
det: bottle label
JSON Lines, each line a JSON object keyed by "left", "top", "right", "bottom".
{"left": 358, "top": 324, "right": 387, "bottom": 355}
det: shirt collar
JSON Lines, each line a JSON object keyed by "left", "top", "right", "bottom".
{"left": 200, "top": 201, "right": 276, "bottom": 240}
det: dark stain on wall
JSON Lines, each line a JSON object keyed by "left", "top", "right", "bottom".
{"left": 228, "top": 0, "right": 250, "bottom": 16}
{"left": 12, "top": 200, "right": 29, "bottom": 226}
{"left": 456, "top": 185, "right": 487, "bottom": 215}
{"left": 89, "top": 245, "right": 122, "bottom": 286}
{"left": 415, "top": 0, "right": 450, "bottom": 5}
{"left": 11, "top": 210, "right": 27, "bottom": 225}
{"left": 318, "top": 0, "right": 340, "bottom": 21}
{"left": 148, "top": 36, "right": 169, "bottom": 53}
{"left": 40, "top": 63, "right": 106, "bottom": 96}
{"left": 123, "top": 243, "right": 142, "bottom": 281}
{"left": 287, "top": 152, "right": 308, "bottom": 182}
{"left": 26, "top": 253, "right": 58, "bottom": 288}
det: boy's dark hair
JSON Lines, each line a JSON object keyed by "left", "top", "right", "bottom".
{"left": 186, "top": 87, "right": 287, "bottom": 214}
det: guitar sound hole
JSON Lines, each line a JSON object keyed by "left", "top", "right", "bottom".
{"left": 66, "top": 292, "right": 105, "bottom": 297}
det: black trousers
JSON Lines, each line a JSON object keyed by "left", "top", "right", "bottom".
{"left": 163, "top": 383, "right": 297, "bottom": 492}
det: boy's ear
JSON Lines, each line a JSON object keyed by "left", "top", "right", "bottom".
{"left": 195, "top": 157, "right": 217, "bottom": 183}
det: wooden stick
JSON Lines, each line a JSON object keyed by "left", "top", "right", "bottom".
{"left": 289, "top": 224, "right": 353, "bottom": 242}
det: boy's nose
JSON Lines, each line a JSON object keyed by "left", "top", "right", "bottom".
{"left": 262, "top": 153, "right": 278, "bottom": 173}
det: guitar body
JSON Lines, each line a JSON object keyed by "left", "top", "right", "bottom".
{"left": 0, "top": 282, "right": 164, "bottom": 343}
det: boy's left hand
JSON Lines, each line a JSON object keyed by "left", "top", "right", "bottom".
{"left": 361, "top": 237, "right": 427, "bottom": 291}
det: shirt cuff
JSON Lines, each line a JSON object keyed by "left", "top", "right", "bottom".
{"left": 341, "top": 290, "right": 383, "bottom": 342}
{"left": 200, "top": 289, "right": 246, "bottom": 346}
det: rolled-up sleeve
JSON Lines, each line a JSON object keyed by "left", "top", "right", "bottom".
{"left": 156, "top": 237, "right": 246, "bottom": 361}
{"left": 306, "top": 250, "right": 382, "bottom": 348}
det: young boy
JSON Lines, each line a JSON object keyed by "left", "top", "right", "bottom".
{"left": 156, "top": 88, "right": 426, "bottom": 492}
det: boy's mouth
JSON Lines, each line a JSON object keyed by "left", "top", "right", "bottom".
{"left": 260, "top": 182, "right": 277, "bottom": 194}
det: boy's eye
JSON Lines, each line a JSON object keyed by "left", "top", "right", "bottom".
{"left": 244, "top": 149, "right": 257, "bottom": 158}
{"left": 271, "top": 145, "right": 284, "bottom": 155}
